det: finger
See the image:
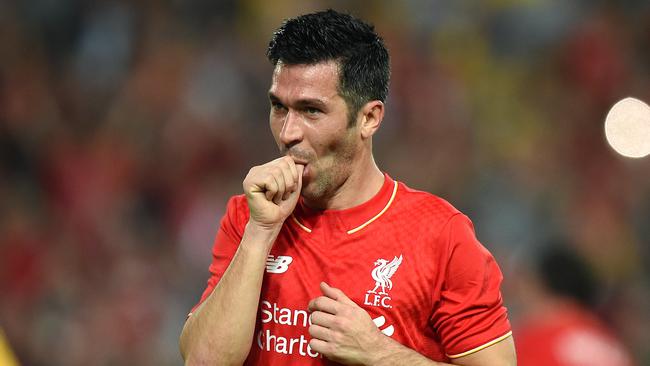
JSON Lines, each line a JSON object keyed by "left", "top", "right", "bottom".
{"left": 321, "top": 282, "right": 356, "bottom": 306}
{"left": 296, "top": 164, "right": 304, "bottom": 188}
{"left": 310, "top": 310, "right": 336, "bottom": 328}
{"left": 263, "top": 174, "right": 279, "bottom": 201}
{"left": 271, "top": 170, "right": 286, "bottom": 205}
{"left": 287, "top": 157, "right": 299, "bottom": 183}
{"left": 308, "top": 324, "right": 332, "bottom": 342}
{"left": 280, "top": 155, "right": 298, "bottom": 182}
{"left": 308, "top": 296, "right": 339, "bottom": 315}
{"left": 280, "top": 161, "right": 296, "bottom": 200}
{"left": 308, "top": 338, "right": 329, "bottom": 356}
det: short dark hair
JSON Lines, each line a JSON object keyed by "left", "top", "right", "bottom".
{"left": 267, "top": 9, "right": 390, "bottom": 122}
{"left": 537, "top": 242, "right": 598, "bottom": 308}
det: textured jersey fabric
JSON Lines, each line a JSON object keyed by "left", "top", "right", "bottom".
{"left": 193, "top": 174, "right": 511, "bottom": 364}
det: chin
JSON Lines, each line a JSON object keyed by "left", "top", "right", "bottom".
{"left": 300, "top": 181, "right": 331, "bottom": 204}
{"left": 300, "top": 185, "right": 318, "bottom": 201}
{"left": 301, "top": 166, "right": 346, "bottom": 202}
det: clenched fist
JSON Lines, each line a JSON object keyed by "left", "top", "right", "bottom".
{"left": 243, "top": 156, "right": 304, "bottom": 228}
{"left": 308, "top": 282, "right": 388, "bottom": 365}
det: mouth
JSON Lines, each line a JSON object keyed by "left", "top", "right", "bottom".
{"left": 290, "top": 158, "right": 309, "bottom": 166}
{"left": 286, "top": 153, "right": 309, "bottom": 166}
{"left": 284, "top": 151, "right": 312, "bottom": 179}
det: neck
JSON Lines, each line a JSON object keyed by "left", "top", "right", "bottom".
{"left": 304, "top": 155, "right": 385, "bottom": 210}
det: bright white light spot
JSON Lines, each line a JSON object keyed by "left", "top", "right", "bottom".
{"left": 604, "top": 97, "right": 650, "bottom": 158}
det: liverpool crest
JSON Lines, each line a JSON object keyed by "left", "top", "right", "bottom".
{"left": 364, "top": 255, "right": 402, "bottom": 308}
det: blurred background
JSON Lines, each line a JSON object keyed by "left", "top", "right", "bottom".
{"left": 0, "top": 0, "right": 649, "bottom": 365}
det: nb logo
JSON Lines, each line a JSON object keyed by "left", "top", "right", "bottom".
{"left": 372, "top": 316, "right": 395, "bottom": 337}
{"left": 266, "top": 255, "right": 293, "bottom": 274}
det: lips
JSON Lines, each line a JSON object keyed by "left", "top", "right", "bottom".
{"left": 287, "top": 154, "right": 309, "bottom": 165}
{"left": 301, "top": 164, "right": 310, "bottom": 180}
{"left": 290, "top": 158, "right": 308, "bottom": 165}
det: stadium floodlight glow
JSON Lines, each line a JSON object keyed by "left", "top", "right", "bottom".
{"left": 604, "top": 97, "right": 650, "bottom": 159}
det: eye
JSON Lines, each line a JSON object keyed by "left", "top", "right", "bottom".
{"left": 270, "top": 101, "right": 286, "bottom": 112}
{"left": 305, "top": 107, "right": 322, "bottom": 115}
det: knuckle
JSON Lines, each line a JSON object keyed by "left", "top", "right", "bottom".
{"left": 277, "top": 157, "right": 289, "bottom": 168}
{"left": 332, "top": 317, "right": 345, "bottom": 330}
{"left": 329, "top": 341, "right": 341, "bottom": 354}
{"left": 264, "top": 174, "right": 276, "bottom": 185}
{"left": 267, "top": 166, "right": 279, "bottom": 177}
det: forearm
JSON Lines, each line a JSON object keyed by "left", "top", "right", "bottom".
{"left": 373, "top": 334, "right": 516, "bottom": 366}
{"left": 372, "top": 337, "right": 452, "bottom": 366}
{"left": 180, "top": 223, "right": 279, "bottom": 365}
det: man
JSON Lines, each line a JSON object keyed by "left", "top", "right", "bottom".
{"left": 514, "top": 243, "right": 633, "bottom": 366}
{"left": 180, "top": 9, "right": 515, "bottom": 366}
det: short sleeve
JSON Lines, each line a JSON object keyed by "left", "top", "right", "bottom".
{"left": 430, "top": 214, "right": 511, "bottom": 358}
{"left": 189, "top": 195, "right": 248, "bottom": 315}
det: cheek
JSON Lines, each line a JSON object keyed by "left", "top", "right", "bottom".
{"left": 330, "top": 128, "right": 358, "bottom": 157}
{"left": 269, "top": 118, "right": 282, "bottom": 143}
{"left": 314, "top": 129, "right": 358, "bottom": 168}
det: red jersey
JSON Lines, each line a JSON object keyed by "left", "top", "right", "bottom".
{"left": 515, "top": 302, "right": 633, "bottom": 366}
{"left": 192, "top": 174, "right": 511, "bottom": 364}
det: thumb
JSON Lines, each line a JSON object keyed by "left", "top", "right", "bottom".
{"left": 320, "top": 282, "right": 356, "bottom": 306}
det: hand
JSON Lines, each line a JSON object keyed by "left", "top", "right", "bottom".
{"left": 308, "top": 282, "right": 387, "bottom": 365}
{"left": 243, "top": 156, "right": 304, "bottom": 228}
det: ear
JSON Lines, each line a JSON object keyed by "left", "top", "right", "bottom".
{"left": 358, "top": 101, "right": 384, "bottom": 139}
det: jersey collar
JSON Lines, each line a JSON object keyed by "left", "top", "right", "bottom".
{"left": 291, "top": 173, "right": 398, "bottom": 234}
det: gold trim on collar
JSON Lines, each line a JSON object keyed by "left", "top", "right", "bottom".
{"left": 291, "top": 214, "right": 312, "bottom": 233}
{"left": 290, "top": 180, "right": 398, "bottom": 235}
{"left": 347, "top": 180, "right": 398, "bottom": 234}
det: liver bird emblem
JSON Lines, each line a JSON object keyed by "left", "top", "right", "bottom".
{"left": 368, "top": 255, "right": 403, "bottom": 295}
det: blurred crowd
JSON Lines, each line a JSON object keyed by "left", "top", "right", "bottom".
{"left": 0, "top": 0, "right": 649, "bottom": 365}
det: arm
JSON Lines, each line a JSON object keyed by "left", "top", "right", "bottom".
{"left": 308, "top": 282, "right": 516, "bottom": 366}
{"left": 179, "top": 224, "right": 280, "bottom": 365}
{"left": 371, "top": 333, "right": 515, "bottom": 366}
{"left": 179, "top": 157, "right": 303, "bottom": 365}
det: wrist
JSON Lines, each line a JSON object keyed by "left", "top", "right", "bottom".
{"left": 241, "top": 221, "right": 283, "bottom": 252}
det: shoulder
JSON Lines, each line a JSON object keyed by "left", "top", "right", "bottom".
{"left": 223, "top": 194, "right": 250, "bottom": 227}
{"left": 227, "top": 194, "right": 249, "bottom": 211}
{"left": 392, "top": 179, "right": 462, "bottom": 224}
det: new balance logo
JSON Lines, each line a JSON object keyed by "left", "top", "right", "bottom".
{"left": 372, "top": 316, "right": 395, "bottom": 337}
{"left": 266, "top": 255, "right": 293, "bottom": 274}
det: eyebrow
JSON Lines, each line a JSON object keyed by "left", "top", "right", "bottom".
{"left": 268, "top": 93, "right": 328, "bottom": 109}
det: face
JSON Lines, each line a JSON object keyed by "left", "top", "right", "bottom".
{"left": 268, "top": 61, "right": 361, "bottom": 203}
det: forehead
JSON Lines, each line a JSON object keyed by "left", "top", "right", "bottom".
{"left": 269, "top": 61, "right": 341, "bottom": 101}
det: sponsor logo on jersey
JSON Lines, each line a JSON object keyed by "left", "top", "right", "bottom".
{"left": 364, "top": 255, "right": 403, "bottom": 309}
{"left": 266, "top": 255, "right": 293, "bottom": 274}
{"left": 257, "top": 300, "right": 321, "bottom": 359}
{"left": 372, "top": 315, "right": 395, "bottom": 337}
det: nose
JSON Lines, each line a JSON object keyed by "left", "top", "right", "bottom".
{"left": 279, "top": 109, "right": 303, "bottom": 147}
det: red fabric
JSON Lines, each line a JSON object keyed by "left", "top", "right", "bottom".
{"left": 516, "top": 303, "right": 634, "bottom": 366}
{"left": 193, "top": 174, "right": 511, "bottom": 364}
